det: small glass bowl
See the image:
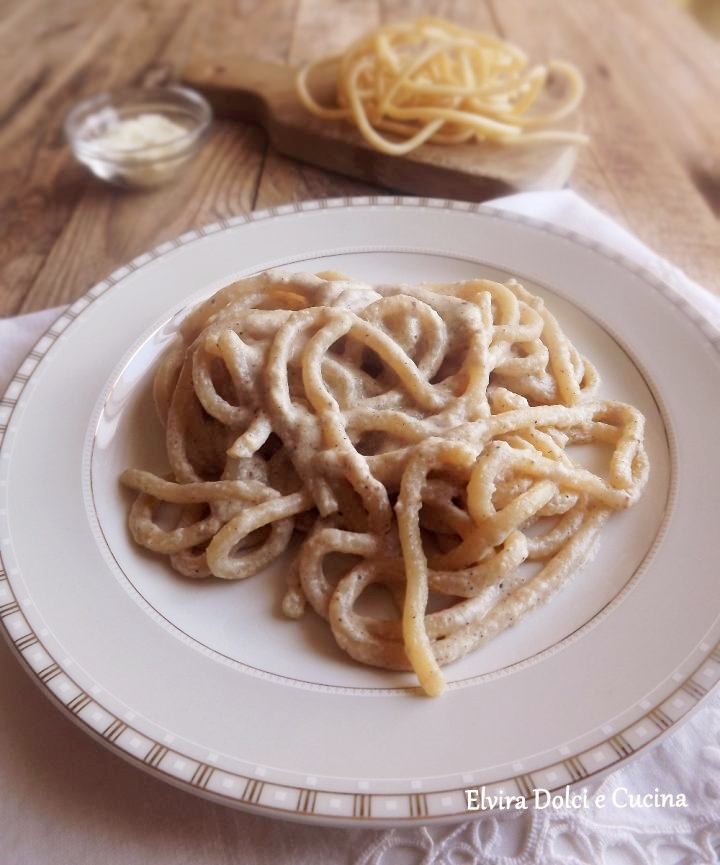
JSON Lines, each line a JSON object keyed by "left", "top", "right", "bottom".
{"left": 65, "top": 86, "right": 212, "bottom": 189}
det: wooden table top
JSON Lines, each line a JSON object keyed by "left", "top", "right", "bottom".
{"left": 2, "top": 0, "right": 719, "bottom": 318}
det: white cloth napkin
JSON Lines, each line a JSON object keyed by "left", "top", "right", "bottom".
{"left": 1, "top": 191, "right": 719, "bottom": 865}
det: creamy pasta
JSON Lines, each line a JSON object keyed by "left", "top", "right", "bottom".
{"left": 121, "top": 269, "right": 648, "bottom": 696}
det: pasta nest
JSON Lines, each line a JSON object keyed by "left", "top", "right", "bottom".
{"left": 296, "top": 16, "right": 588, "bottom": 155}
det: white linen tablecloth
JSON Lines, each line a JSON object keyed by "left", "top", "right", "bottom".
{"left": 1, "top": 191, "right": 719, "bottom": 865}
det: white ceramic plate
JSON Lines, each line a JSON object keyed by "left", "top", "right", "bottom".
{"left": 1, "top": 197, "right": 720, "bottom": 827}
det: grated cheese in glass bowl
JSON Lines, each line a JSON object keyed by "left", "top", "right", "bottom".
{"left": 65, "top": 86, "right": 212, "bottom": 188}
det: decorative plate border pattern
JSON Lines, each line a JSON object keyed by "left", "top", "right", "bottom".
{"left": 1, "top": 195, "right": 720, "bottom": 826}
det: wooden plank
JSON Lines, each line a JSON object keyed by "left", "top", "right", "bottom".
{"left": 380, "top": 0, "right": 499, "bottom": 31}
{"left": 290, "top": 0, "right": 381, "bottom": 64}
{"left": 0, "top": 0, "right": 204, "bottom": 315}
{"left": 192, "top": 0, "right": 299, "bottom": 66}
{"left": 21, "top": 120, "right": 267, "bottom": 314}
{"left": 254, "top": 0, "right": 382, "bottom": 209}
{"left": 17, "top": 0, "right": 283, "bottom": 315}
{"left": 603, "top": 0, "right": 720, "bottom": 216}
{"left": 0, "top": 0, "right": 718, "bottom": 318}
{"left": 487, "top": 0, "right": 720, "bottom": 294}
{"left": 0, "top": 0, "right": 123, "bottom": 316}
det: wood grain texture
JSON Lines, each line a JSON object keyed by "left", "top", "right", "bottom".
{"left": 488, "top": 0, "right": 720, "bottom": 294}
{"left": 0, "top": 0, "right": 718, "bottom": 319}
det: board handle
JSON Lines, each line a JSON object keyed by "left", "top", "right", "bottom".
{"left": 183, "top": 55, "right": 297, "bottom": 130}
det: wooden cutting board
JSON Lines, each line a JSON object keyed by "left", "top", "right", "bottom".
{"left": 182, "top": 54, "right": 581, "bottom": 202}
